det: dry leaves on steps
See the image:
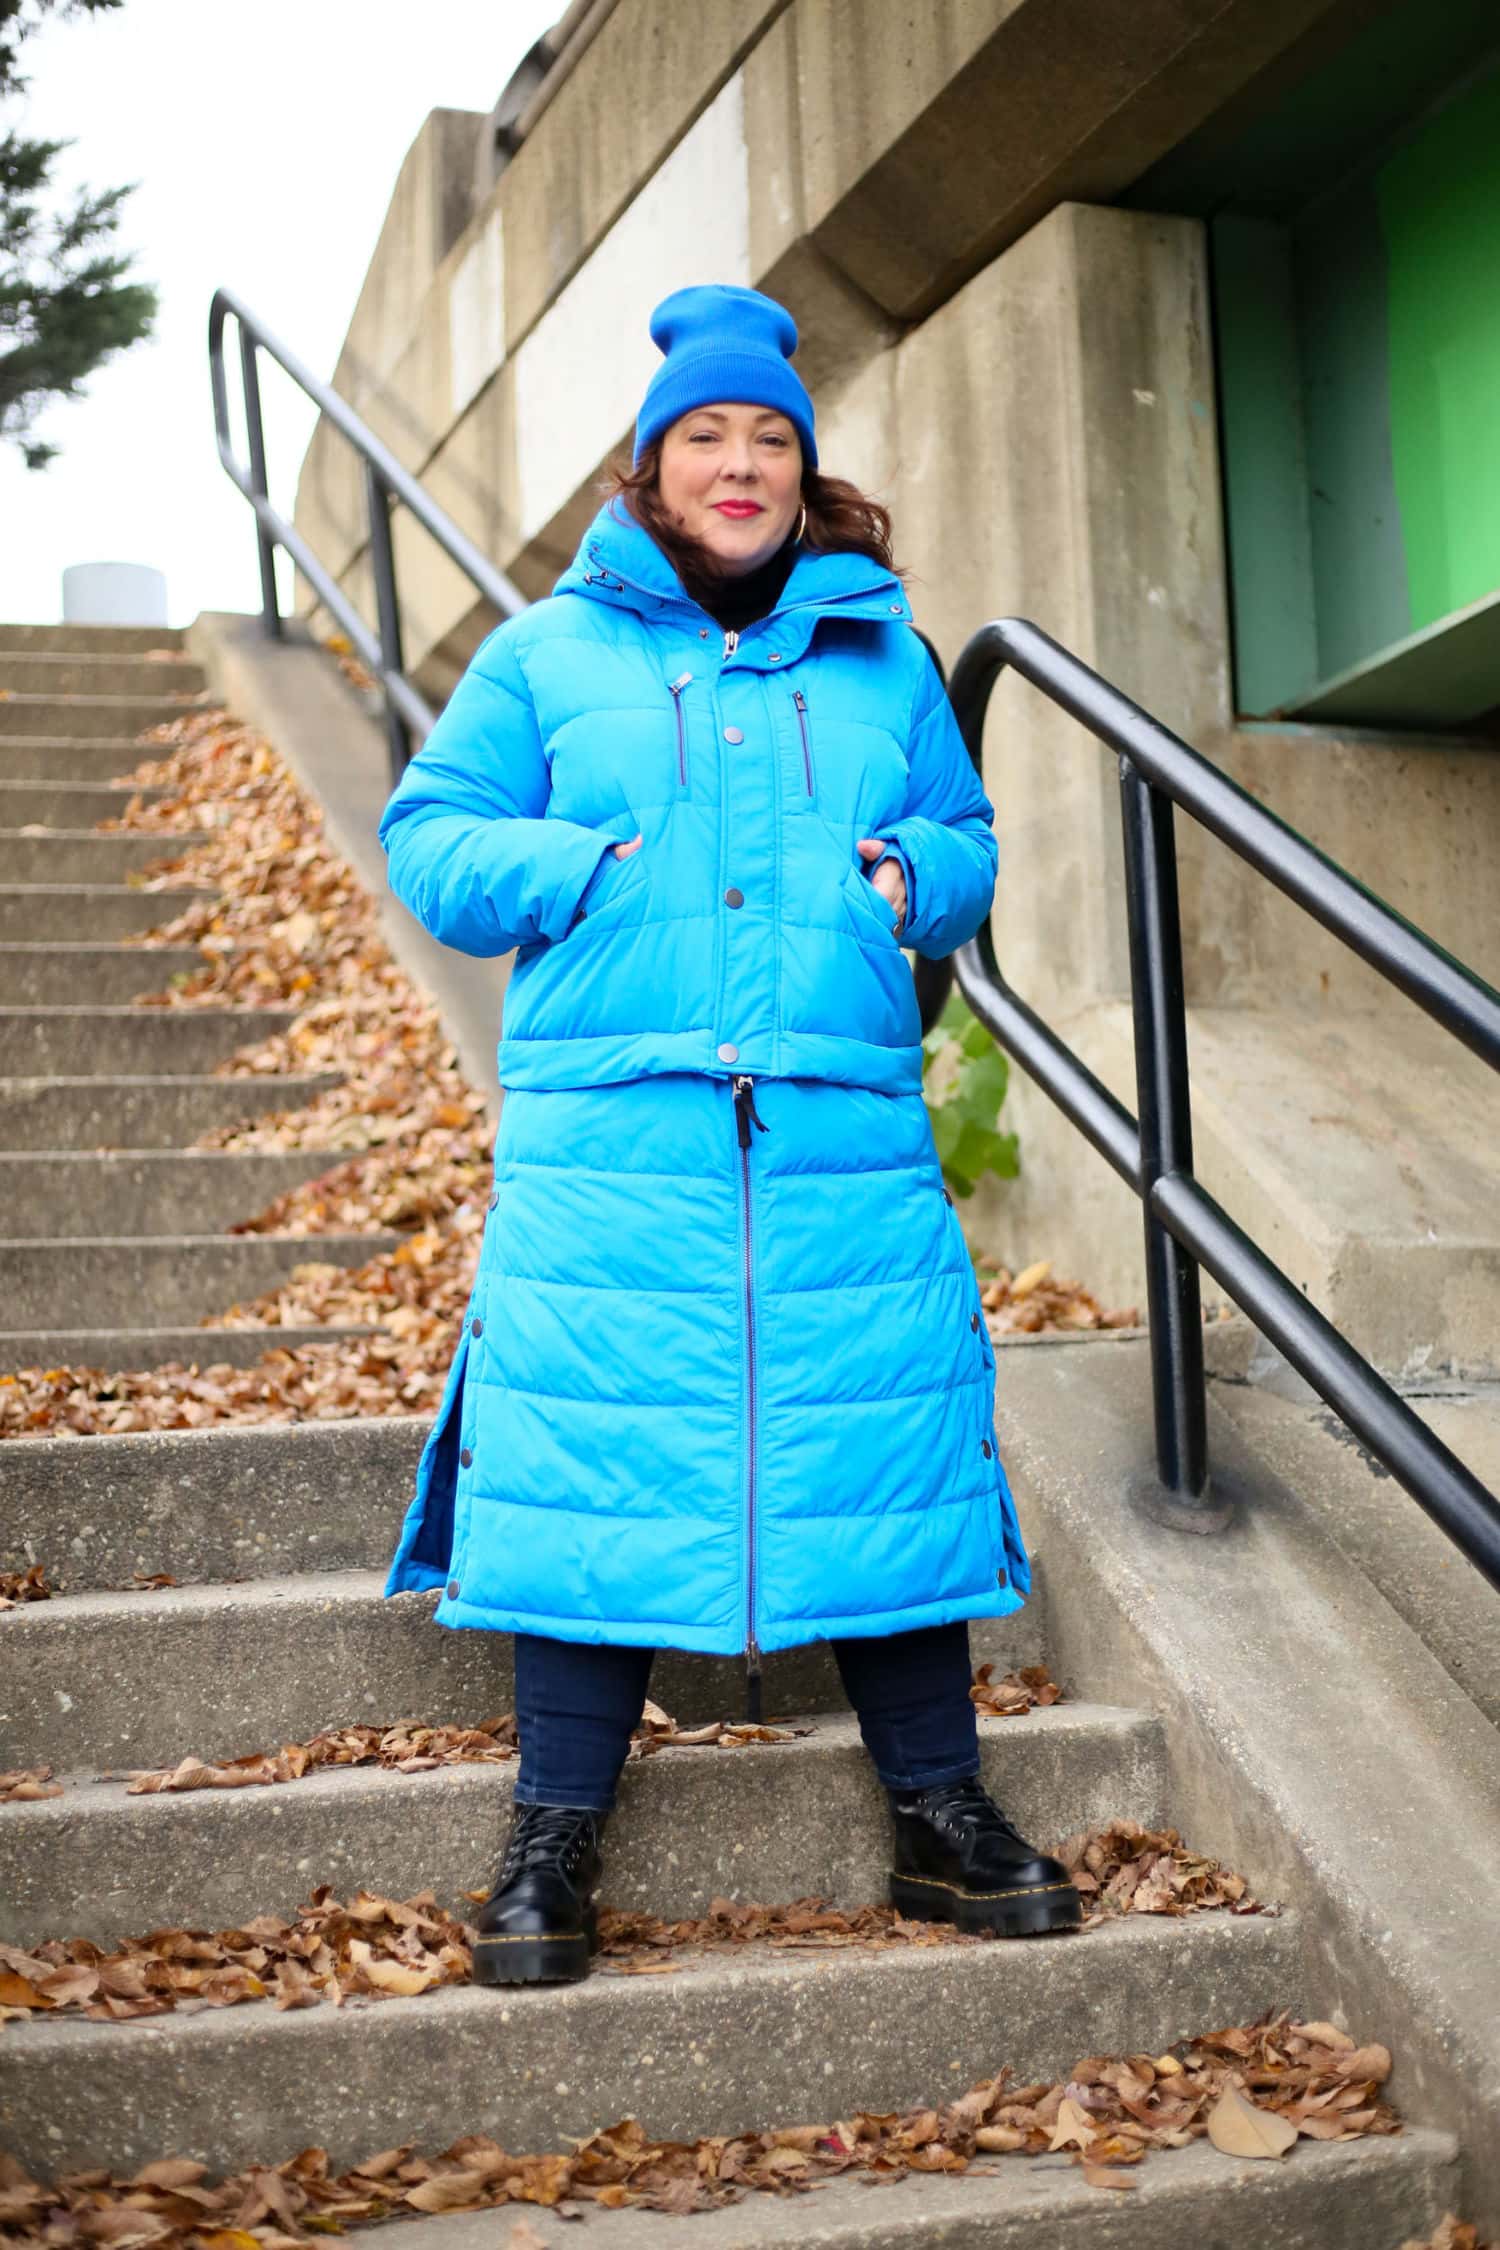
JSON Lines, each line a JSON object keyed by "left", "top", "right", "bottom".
{"left": 0, "top": 1565, "right": 52, "bottom": 1609}
{"left": 0, "top": 2010, "right": 1407, "bottom": 2238}
{"left": 0, "top": 1768, "right": 63, "bottom": 1805}
{"left": 970, "top": 1662, "right": 1063, "bottom": 1716}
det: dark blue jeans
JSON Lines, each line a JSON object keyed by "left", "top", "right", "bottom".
{"left": 513, "top": 1620, "right": 981, "bottom": 1812}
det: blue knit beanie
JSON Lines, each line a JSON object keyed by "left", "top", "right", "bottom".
{"left": 632, "top": 283, "right": 818, "bottom": 468}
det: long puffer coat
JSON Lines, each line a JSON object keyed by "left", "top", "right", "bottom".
{"left": 379, "top": 495, "right": 1032, "bottom": 1660}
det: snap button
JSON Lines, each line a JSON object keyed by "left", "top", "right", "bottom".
{"left": 768, "top": 651, "right": 781, "bottom": 662}
{"left": 460, "top": 1447, "right": 473, "bottom": 1468}
{"left": 889, "top": 602, "right": 904, "bottom": 613}
{"left": 997, "top": 1567, "right": 1008, "bottom": 1588}
{"left": 471, "top": 1318, "right": 483, "bottom": 1336}
{"left": 942, "top": 1187, "right": 954, "bottom": 1205}
{"left": 446, "top": 1578, "right": 460, "bottom": 1600}
{"left": 699, "top": 627, "right": 709, "bottom": 638}
{"left": 970, "top": 1312, "right": 979, "bottom": 1331}
{"left": 981, "top": 1439, "right": 993, "bottom": 1458}
{"left": 725, "top": 887, "right": 744, "bottom": 907}
{"left": 723, "top": 724, "right": 744, "bottom": 743}
{"left": 717, "top": 1041, "right": 739, "bottom": 1062}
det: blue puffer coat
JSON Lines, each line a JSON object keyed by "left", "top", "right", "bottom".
{"left": 380, "top": 495, "right": 1031, "bottom": 1658}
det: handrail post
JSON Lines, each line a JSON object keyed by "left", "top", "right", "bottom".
{"left": 1117, "top": 763, "right": 1227, "bottom": 1532}
{"left": 237, "top": 328, "right": 281, "bottom": 641}
{"left": 363, "top": 459, "right": 413, "bottom": 785}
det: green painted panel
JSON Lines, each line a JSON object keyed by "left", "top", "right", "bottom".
{"left": 1376, "top": 68, "right": 1500, "bottom": 631}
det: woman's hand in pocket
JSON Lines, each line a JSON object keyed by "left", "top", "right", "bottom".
{"left": 855, "top": 836, "right": 907, "bottom": 933}
{"left": 613, "top": 832, "right": 644, "bottom": 862}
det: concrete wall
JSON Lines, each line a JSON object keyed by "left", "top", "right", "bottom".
{"left": 286, "top": 0, "right": 1500, "bottom": 1360}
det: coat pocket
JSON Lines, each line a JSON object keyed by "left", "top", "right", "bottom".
{"left": 841, "top": 860, "right": 902, "bottom": 949}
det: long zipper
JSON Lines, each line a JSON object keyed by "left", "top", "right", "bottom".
{"left": 668, "top": 671, "right": 692, "bottom": 783}
{"left": 732, "top": 1072, "right": 770, "bottom": 1719}
{"left": 792, "top": 688, "right": 814, "bottom": 795}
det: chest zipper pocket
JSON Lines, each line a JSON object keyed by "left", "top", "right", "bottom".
{"left": 669, "top": 672, "right": 692, "bottom": 786}
{"left": 792, "top": 688, "right": 814, "bottom": 798}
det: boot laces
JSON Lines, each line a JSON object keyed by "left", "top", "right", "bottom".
{"left": 500, "top": 1803, "right": 597, "bottom": 1881}
{"left": 921, "top": 1776, "right": 1026, "bottom": 1847}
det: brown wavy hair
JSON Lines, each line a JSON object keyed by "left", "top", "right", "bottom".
{"left": 599, "top": 436, "right": 905, "bottom": 601}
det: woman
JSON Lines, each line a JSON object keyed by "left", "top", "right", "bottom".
{"left": 378, "top": 282, "right": 1081, "bottom": 1985}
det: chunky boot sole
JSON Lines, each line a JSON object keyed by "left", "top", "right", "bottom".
{"left": 472, "top": 1902, "right": 601, "bottom": 1986}
{"left": 890, "top": 1869, "right": 1083, "bottom": 1938}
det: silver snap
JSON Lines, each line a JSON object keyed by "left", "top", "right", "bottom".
{"left": 889, "top": 602, "right": 903, "bottom": 613}
{"left": 768, "top": 651, "right": 781, "bottom": 661}
{"left": 725, "top": 887, "right": 744, "bottom": 907}
{"left": 723, "top": 724, "right": 744, "bottom": 743}
{"left": 717, "top": 1041, "right": 739, "bottom": 1062}
{"left": 970, "top": 1312, "right": 979, "bottom": 1332}
{"left": 699, "top": 627, "right": 709, "bottom": 638}
{"left": 446, "top": 1578, "right": 460, "bottom": 1599}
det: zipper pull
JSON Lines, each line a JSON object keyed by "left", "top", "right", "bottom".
{"left": 669, "top": 671, "right": 692, "bottom": 694}
{"left": 723, "top": 627, "right": 739, "bottom": 658}
{"left": 732, "top": 1073, "right": 769, "bottom": 1148}
{"left": 744, "top": 1637, "right": 763, "bottom": 1724}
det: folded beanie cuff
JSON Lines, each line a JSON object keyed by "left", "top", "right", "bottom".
{"left": 633, "top": 347, "right": 818, "bottom": 467}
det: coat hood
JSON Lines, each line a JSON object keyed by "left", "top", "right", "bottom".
{"left": 553, "top": 496, "right": 913, "bottom": 646}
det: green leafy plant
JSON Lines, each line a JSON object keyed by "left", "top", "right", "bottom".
{"left": 921, "top": 987, "right": 1019, "bottom": 1199}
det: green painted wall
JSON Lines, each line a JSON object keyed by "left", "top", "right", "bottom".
{"left": 1377, "top": 68, "right": 1500, "bottom": 632}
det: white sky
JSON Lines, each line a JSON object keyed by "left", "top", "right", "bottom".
{"left": 0, "top": 0, "right": 562, "bottom": 625}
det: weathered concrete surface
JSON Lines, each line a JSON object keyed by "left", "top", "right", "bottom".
{"left": 0, "top": 625, "right": 186, "bottom": 653}
{"left": 1211, "top": 1374, "right": 1500, "bottom": 1728}
{"left": 995, "top": 1331, "right": 1500, "bottom": 2230}
{"left": 0, "top": 1703, "right": 1154, "bottom": 1947}
{"left": 0, "top": 694, "right": 193, "bottom": 739}
{"left": 0, "top": 830, "right": 210, "bottom": 883}
{"left": 0, "top": 1568, "right": 1046, "bottom": 1775}
{"left": 0, "top": 1324, "right": 381, "bottom": 1378}
{"left": 0, "top": 1912, "right": 1303, "bottom": 2178}
{"left": 0, "top": 1229, "right": 398, "bottom": 1330}
{"left": 0, "top": 1069, "right": 343, "bottom": 1149}
{"left": 1, "top": 1417, "right": 433, "bottom": 1588}
{"left": 0, "top": 887, "right": 217, "bottom": 942}
{"left": 187, "top": 611, "right": 508, "bottom": 1123}
{"left": 403, "top": 2132, "right": 1460, "bottom": 2250}
{"left": 0, "top": 739, "right": 176, "bottom": 784}
{"left": 0, "top": 1006, "right": 297, "bottom": 1077}
{"left": 0, "top": 1150, "right": 349, "bottom": 1237}
{"left": 0, "top": 656, "right": 205, "bottom": 697}
{"left": 0, "top": 781, "right": 169, "bottom": 827}
{"left": 0, "top": 944, "right": 201, "bottom": 1005}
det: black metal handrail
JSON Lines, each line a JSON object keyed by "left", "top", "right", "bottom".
{"left": 209, "top": 285, "right": 526, "bottom": 784}
{"left": 933, "top": 615, "right": 1500, "bottom": 1592}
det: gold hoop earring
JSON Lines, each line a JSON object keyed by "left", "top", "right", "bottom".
{"left": 794, "top": 499, "right": 807, "bottom": 543}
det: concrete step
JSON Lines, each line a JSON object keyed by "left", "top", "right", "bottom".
{"left": 0, "top": 1069, "right": 341, "bottom": 1148}
{"left": 0, "top": 1701, "right": 1153, "bottom": 1947}
{"left": 0, "top": 1149, "right": 349, "bottom": 1236}
{"left": 0, "top": 1228, "right": 398, "bottom": 1332}
{"left": 0, "top": 885, "right": 217, "bottom": 941}
{"left": 366, "top": 2135, "right": 1461, "bottom": 2250}
{"left": 0, "top": 1004, "right": 296, "bottom": 1074}
{"left": 0, "top": 1909, "right": 1304, "bottom": 2181}
{"left": 0, "top": 654, "right": 206, "bottom": 696}
{"left": 0, "top": 624, "right": 186, "bottom": 653}
{"left": 0, "top": 1322, "right": 383, "bottom": 1375}
{"left": 0, "top": 737, "right": 176, "bottom": 783}
{"left": 0, "top": 829, "right": 210, "bottom": 883}
{"left": 0, "top": 1568, "right": 1042, "bottom": 1773}
{"left": 0, "top": 693, "right": 197, "bottom": 739}
{"left": 0, "top": 944, "right": 206, "bottom": 1004}
{"left": 2, "top": 1416, "right": 433, "bottom": 1587}
{"left": 0, "top": 779, "right": 169, "bottom": 826}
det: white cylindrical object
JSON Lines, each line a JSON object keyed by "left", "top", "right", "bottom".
{"left": 61, "top": 562, "right": 169, "bottom": 626}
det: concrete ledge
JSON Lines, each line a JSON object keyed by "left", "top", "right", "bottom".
{"left": 0, "top": 656, "right": 205, "bottom": 698}
{"left": 406, "top": 2132, "right": 1460, "bottom": 2250}
{"left": 0, "top": 1151, "right": 350, "bottom": 1238}
{"left": 995, "top": 1333, "right": 1500, "bottom": 2230}
{"left": 0, "top": 1229, "right": 399, "bottom": 1330}
{"left": 0, "top": 831, "right": 209, "bottom": 884}
{"left": 0, "top": 782, "right": 171, "bottom": 826}
{"left": 0, "top": 1568, "right": 1045, "bottom": 1774}
{"left": 0, "top": 741, "right": 184, "bottom": 784}
{"left": 0, "top": 1703, "right": 1162, "bottom": 1947}
{"left": 0, "top": 695, "right": 193, "bottom": 739}
{"left": 0, "top": 944, "right": 203, "bottom": 1005}
{"left": 0, "top": 1324, "right": 382, "bottom": 1378}
{"left": 187, "top": 610, "right": 506, "bottom": 1125}
{"left": 0, "top": 1070, "right": 344, "bottom": 1150}
{"left": 0, "top": 888, "right": 218, "bottom": 943}
{"left": 0, "top": 627, "right": 186, "bottom": 654}
{"left": 0, "top": 1006, "right": 298, "bottom": 1077}
{"left": 0, "top": 1910, "right": 1303, "bottom": 2178}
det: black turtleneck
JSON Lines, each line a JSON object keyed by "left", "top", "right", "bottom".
{"left": 689, "top": 532, "right": 800, "bottom": 634}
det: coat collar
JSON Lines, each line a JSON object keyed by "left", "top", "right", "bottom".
{"left": 552, "top": 497, "right": 912, "bottom": 658}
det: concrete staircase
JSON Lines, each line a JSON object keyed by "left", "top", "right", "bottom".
{"left": 0, "top": 623, "right": 394, "bottom": 1374}
{"left": 0, "top": 621, "right": 1484, "bottom": 2245}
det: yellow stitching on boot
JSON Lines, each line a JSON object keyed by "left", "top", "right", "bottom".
{"left": 890, "top": 1872, "right": 1078, "bottom": 1902}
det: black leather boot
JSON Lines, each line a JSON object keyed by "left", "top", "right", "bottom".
{"left": 887, "top": 1773, "right": 1082, "bottom": 1937}
{"left": 470, "top": 1801, "right": 606, "bottom": 1985}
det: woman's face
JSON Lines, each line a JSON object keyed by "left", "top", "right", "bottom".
{"left": 657, "top": 400, "right": 803, "bottom": 575}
